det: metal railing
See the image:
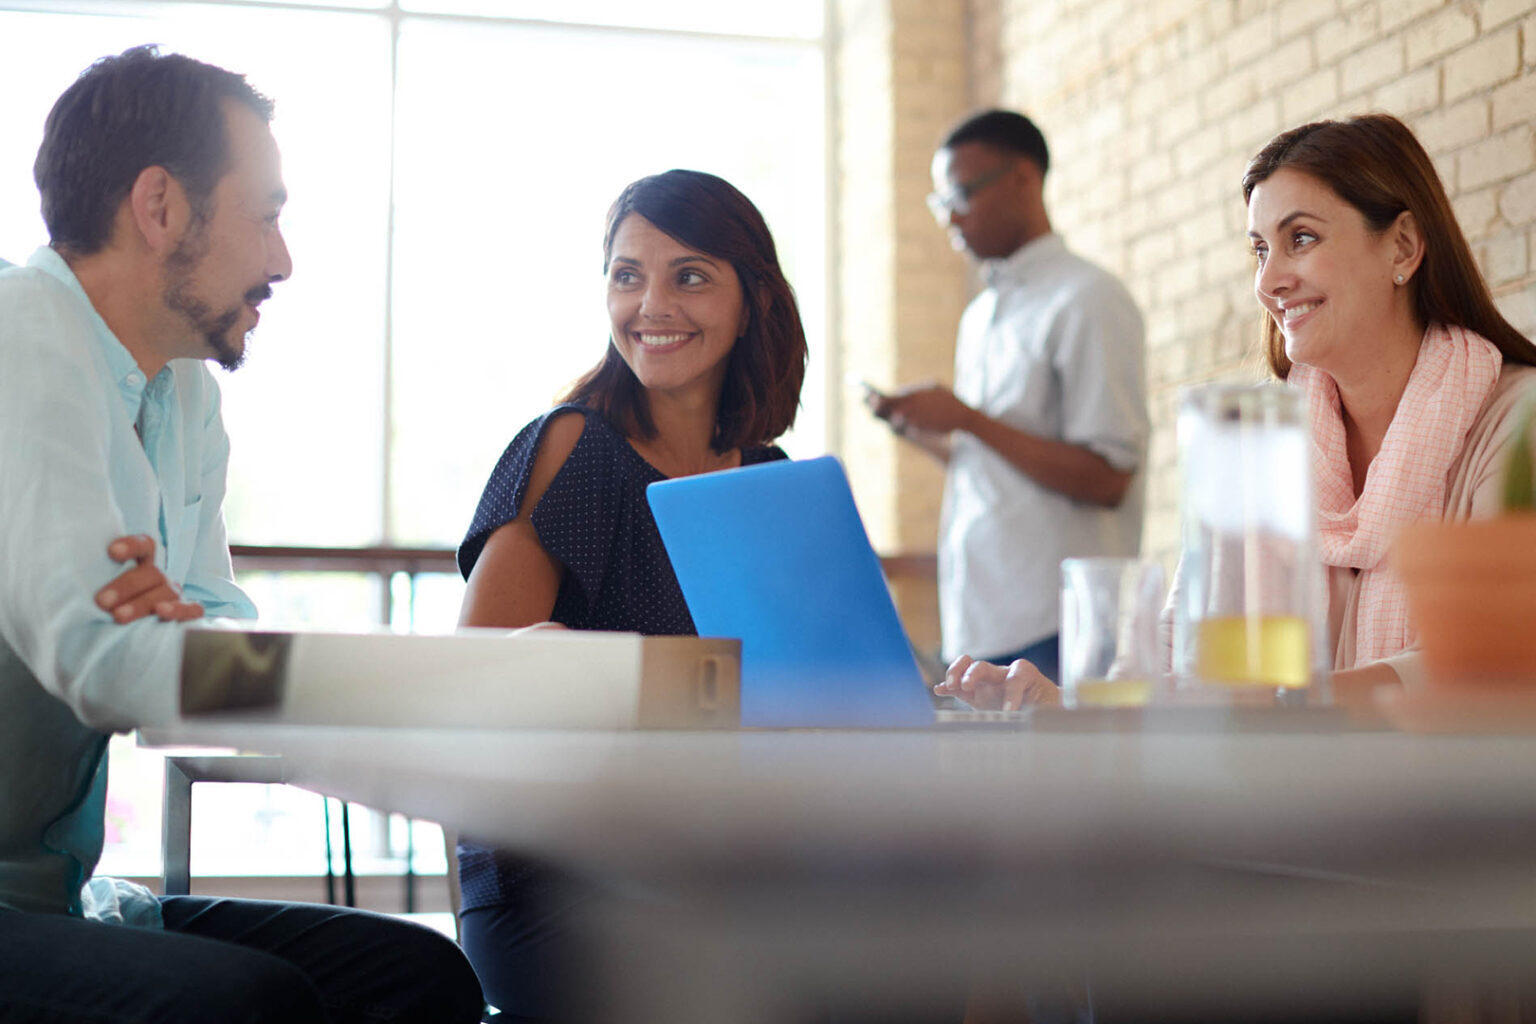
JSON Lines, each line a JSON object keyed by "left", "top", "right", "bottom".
{"left": 232, "top": 544, "right": 935, "bottom": 586}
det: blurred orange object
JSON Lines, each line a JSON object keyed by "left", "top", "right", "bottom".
{"left": 1387, "top": 515, "right": 1536, "bottom": 731}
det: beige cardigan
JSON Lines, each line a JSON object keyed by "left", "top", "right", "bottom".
{"left": 1337, "top": 363, "right": 1536, "bottom": 686}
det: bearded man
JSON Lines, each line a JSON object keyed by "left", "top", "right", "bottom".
{"left": 0, "top": 46, "right": 482, "bottom": 1023}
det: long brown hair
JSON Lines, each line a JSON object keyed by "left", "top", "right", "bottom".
{"left": 1242, "top": 113, "right": 1536, "bottom": 378}
{"left": 561, "top": 169, "right": 807, "bottom": 452}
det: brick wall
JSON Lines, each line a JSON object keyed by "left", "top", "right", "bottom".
{"left": 833, "top": 0, "right": 970, "bottom": 654}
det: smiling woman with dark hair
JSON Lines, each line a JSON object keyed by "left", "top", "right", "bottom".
{"left": 457, "top": 170, "right": 807, "bottom": 632}
{"left": 561, "top": 168, "right": 807, "bottom": 454}
{"left": 454, "top": 168, "right": 808, "bottom": 1018}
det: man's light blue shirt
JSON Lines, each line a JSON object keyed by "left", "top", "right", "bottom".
{"left": 0, "top": 246, "right": 256, "bottom": 916}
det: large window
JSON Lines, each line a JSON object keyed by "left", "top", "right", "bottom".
{"left": 0, "top": 0, "right": 827, "bottom": 885}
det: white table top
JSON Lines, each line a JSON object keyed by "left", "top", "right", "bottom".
{"left": 144, "top": 716, "right": 1536, "bottom": 884}
{"left": 143, "top": 716, "right": 1536, "bottom": 1022}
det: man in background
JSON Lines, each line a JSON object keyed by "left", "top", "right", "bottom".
{"left": 0, "top": 46, "right": 481, "bottom": 1022}
{"left": 868, "top": 109, "right": 1149, "bottom": 683}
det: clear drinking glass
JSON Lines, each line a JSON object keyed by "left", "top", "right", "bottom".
{"left": 1060, "top": 557, "right": 1167, "bottom": 709}
{"left": 1172, "top": 383, "right": 1329, "bottom": 703}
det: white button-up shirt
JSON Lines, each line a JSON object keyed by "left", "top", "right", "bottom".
{"left": 940, "top": 233, "right": 1149, "bottom": 661}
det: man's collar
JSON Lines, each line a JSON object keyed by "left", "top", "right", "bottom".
{"left": 982, "top": 232, "right": 1064, "bottom": 287}
{"left": 27, "top": 245, "right": 157, "bottom": 412}
{"left": 27, "top": 245, "right": 90, "bottom": 304}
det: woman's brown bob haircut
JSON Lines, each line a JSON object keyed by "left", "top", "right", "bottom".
{"left": 1242, "top": 113, "right": 1536, "bottom": 379}
{"left": 561, "top": 169, "right": 808, "bottom": 452}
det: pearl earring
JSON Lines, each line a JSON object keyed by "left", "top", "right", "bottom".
{"left": 1395, "top": 274, "right": 1405, "bottom": 284}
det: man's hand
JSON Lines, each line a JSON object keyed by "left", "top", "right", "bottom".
{"left": 95, "top": 535, "right": 204, "bottom": 624}
{"left": 866, "top": 380, "right": 1134, "bottom": 505}
{"left": 867, "top": 382, "right": 978, "bottom": 435}
{"left": 935, "top": 654, "right": 1061, "bottom": 711}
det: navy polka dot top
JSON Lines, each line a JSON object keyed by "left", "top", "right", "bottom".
{"left": 459, "top": 403, "right": 787, "bottom": 636}
{"left": 455, "top": 403, "right": 786, "bottom": 912}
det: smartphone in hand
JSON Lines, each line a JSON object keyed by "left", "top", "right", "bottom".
{"left": 858, "top": 379, "right": 887, "bottom": 413}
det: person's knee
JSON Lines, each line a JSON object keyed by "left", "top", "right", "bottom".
{"left": 378, "top": 919, "right": 485, "bottom": 1022}
{"left": 164, "top": 952, "right": 327, "bottom": 1024}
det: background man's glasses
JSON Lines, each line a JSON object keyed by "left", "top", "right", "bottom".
{"left": 926, "top": 163, "right": 1011, "bottom": 223}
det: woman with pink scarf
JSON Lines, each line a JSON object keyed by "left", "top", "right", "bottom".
{"left": 942, "top": 113, "right": 1536, "bottom": 712}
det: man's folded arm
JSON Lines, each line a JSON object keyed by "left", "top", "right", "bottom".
{"left": 0, "top": 309, "right": 193, "bottom": 732}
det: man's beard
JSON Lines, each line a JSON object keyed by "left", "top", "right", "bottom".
{"left": 162, "top": 224, "right": 268, "bottom": 372}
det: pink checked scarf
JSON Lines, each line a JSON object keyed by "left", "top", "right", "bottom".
{"left": 1290, "top": 323, "right": 1503, "bottom": 666}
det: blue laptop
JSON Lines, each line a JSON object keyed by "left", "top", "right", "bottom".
{"left": 647, "top": 455, "right": 938, "bottom": 728}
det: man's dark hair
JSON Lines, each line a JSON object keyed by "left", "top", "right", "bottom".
{"left": 942, "top": 109, "right": 1050, "bottom": 175}
{"left": 34, "top": 45, "right": 274, "bottom": 256}
{"left": 562, "top": 169, "right": 807, "bottom": 452}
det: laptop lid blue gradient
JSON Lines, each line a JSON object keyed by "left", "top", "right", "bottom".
{"left": 647, "top": 456, "right": 935, "bottom": 728}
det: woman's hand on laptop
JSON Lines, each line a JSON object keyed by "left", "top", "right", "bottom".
{"left": 935, "top": 655, "right": 1061, "bottom": 711}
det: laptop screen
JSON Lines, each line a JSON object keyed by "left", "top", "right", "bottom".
{"left": 647, "top": 456, "right": 936, "bottom": 728}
